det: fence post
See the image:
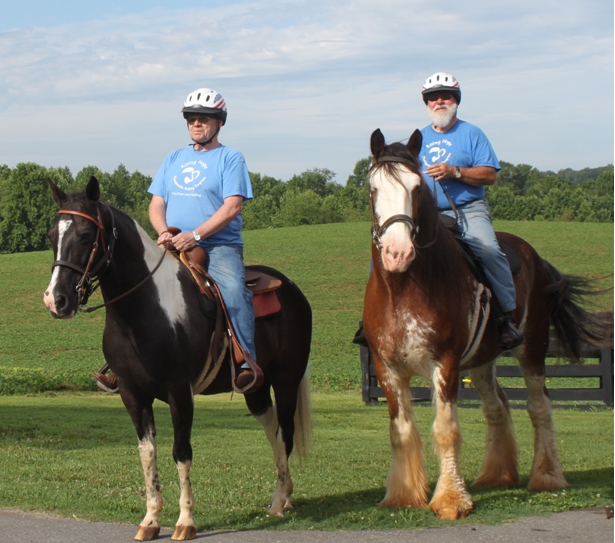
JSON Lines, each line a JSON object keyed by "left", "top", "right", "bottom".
{"left": 602, "top": 348, "right": 614, "bottom": 407}
{"left": 360, "top": 345, "right": 371, "bottom": 404}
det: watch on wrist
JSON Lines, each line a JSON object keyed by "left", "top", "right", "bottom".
{"left": 192, "top": 231, "right": 201, "bottom": 242}
{"left": 454, "top": 166, "right": 462, "bottom": 179}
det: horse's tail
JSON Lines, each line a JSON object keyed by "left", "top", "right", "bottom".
{"left": 543, "top": 259, "right": 614, "bottom": 362}
{"left": 292, "top": 370, "right": 312, "bottom": 463}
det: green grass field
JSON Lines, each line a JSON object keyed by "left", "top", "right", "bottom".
{"left": 0, "top": 220, "right": 613, "bottom": 530}
{"left": 0, "top": 392, "right": 612, "bottom": 531}
{"left": 0, "top": 220, "right": 612, "bottom": 393}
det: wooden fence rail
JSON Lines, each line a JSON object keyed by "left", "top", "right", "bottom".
{"left": 360, "top": 334, "right": 614, "bottom": 408}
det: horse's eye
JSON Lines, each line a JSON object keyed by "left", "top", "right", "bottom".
{"left": 78, "top": 232, "right": 94, "bottom": 245}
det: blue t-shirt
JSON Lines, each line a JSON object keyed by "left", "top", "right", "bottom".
{"left": 148, "top": 145, "right": 253, "bottom": 246}
{"left": 419, "top": 120, "right": 500, "bottom": 210}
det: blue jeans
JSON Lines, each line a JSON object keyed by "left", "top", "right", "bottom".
{"left": 204, "top": 244, "right": 256, "bottom": 362}
{"left": 441, "top": 199, "right": 517, "bottom": 313}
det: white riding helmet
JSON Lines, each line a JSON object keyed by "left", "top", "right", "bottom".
{"left": 181, "top": 88, "right": 228, "bottom": 125}
{"left": 421, "top": 72, "right": 461, "bottom": 104}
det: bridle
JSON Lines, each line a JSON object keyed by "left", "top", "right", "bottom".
{"left": 51, "top": 205, "right": 166, "bottom": 312}
{"left": 369, "top": 156, "right": 438, "bottom": 251}
{"left": 52, "top": 205, "right": 117, "bottom": 307}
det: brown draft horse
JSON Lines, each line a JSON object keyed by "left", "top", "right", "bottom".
{"left": 363, "top": 129, "right": 612, "bottom": 521}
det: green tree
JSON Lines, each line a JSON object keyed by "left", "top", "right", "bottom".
{"left": 340, "top": 157, "right": 371, "bottom": 214}
{"left": 274, "top": 190, "right": 324, "bottom": 227}
{"left": 496, "top": 162, "right": 537, "bottom": 194}
{"left": 249, "top": 172, "right": 286, "bottom": 210}
{"left": 0, "top": 163, "right": 57, "bottom": 252}
{"left": 243, "top": 195, "right": 278, "bottom": 230}
{"left": 75, "top": 166, "right": 110, "bottom": 195}
{"left": 486, "top": 184, "right": 516, "bottom": 220}
{"left": 320, "top": 195, "right": 344, "bottom": 224}
{"left": 286, "top": 168, "right": 340, "bottom": 198}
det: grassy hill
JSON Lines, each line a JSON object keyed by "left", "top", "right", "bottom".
{"left": 0, "top": 220, "right": 612, "bottom": 394}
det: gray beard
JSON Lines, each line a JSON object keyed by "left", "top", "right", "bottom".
{"left": 427, "top": 103, "right": 457, "bottom": 129}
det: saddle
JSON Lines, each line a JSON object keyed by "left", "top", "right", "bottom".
{"left": 439, "top": 213, "right": 521, "bottom": 276}
{"left": 181, "top": 247, "right": 283, "bottom": 315}
{"left": 166, "top": 228, "right": 282, "bottom": 394}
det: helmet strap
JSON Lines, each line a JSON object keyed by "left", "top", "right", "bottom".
{"left": 192, "top": 125, "right": 221, "bottom": 148}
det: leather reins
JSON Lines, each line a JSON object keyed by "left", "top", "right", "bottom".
{"left": 51, "top": 206, "right": 167, "bottom": 313}
{"left": 370, "top": 156, "right": 438, "bottom": 251}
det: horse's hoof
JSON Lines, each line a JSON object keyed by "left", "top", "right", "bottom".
{"left": 134, "top": 525, "right": 160, "bottom": 541}
{"left": 472, "top": 472, "right": 519, "bottom": 488}
{"left": 429, "top": 501, "right": 473, "bottom": 521}
{"left": 171, "top": 524, "right": 197, "bottom": 540}
{"left": 269, "top": 501, "right": 285, "bottom": 517}
{"left": 436, "top": 507, "right": 468, "bottom": 521}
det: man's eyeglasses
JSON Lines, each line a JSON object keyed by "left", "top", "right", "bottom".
{"left": 427, "top": 92, "right": 455, "bottom": 102}
{"left": 187, "top": 116, "right": 215, "bottom": 125}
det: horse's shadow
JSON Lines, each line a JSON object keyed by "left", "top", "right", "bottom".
{"left": 193, "top": 467, "right": 613, "bottom": 532}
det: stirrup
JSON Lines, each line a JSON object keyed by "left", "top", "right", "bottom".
{"left": 231, "top": 351, "right": 264, "bottom": 394}
{"left": 498, "top": 321, "right": 524, "bottom": 350}
{"left": 94, "top": 372, "right": 119, "bottom": 393}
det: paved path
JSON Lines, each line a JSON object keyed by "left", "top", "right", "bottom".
{"left": 0, "top": 508, "right": 612, "bottom": 543}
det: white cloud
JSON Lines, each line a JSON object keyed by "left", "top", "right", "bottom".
{"left": 0, "top": 0, "right": 612, "bottom": 182}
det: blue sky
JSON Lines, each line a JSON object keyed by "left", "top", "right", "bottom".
{"left": 0, "top": 0, "right": 612, "bottom": 184}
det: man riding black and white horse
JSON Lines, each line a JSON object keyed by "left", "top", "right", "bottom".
{"left": 96, "top": 87, "right": 260, "bottom": 392}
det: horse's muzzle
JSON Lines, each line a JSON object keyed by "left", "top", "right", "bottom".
{"left": 44, "top": 290, "right": 77, "bottom": 319}
{"left": 381, "top": 243, "right": 415, "bottom": 273}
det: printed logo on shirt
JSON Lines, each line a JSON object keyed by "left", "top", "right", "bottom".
{"left": 173, "top": 160, "right": 207, "bottom": 192}
{"left": 421, "top": 139, "right": 452, "bottom": 169}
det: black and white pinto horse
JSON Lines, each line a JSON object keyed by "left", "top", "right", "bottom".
{"left": 44, "top": 177, "right": 312, "bottom": 541}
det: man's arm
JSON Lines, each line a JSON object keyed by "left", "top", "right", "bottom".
{"left": 425, "top": 163, "right": 496, "bottom": 186}
{"left": 169, "top": 195, "right": 244, "bottom": 252}
{"left": 149, "top": 195, "right": 168, "bottom": 233}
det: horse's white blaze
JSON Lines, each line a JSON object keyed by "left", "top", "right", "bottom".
{"left": 44, "top": 219, "right": 72, "bottom": 314}
{"left": 135, "top": 221, "right": 187, "bottom": 327}
{"left": 138, "top": 431, "right": 163, "bottom": 529}
{"left": 371, "top": 167, "right": 422, "bottom": 272}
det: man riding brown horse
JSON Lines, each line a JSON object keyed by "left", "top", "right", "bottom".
{"left": 418, "top": 72, "right": 523, "bottom": 349}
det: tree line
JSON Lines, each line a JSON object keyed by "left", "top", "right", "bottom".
{"left": 0, "top": 159, "right": 612, "bottom": 253}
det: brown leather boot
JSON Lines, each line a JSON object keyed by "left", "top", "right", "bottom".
{"left": 497, "top": 311, "right": 524, "bottom": 350}
{"left": 352, "top": 323, "right": 368, "bottom": 347}
{"left": 94, "top": 371, "right": 119, "bottom": 393}
{"left": 236, "top": 368, "right": 255, "bottom": 390}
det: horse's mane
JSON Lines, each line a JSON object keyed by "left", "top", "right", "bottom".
{"left": 369, "top": 141, "right": 422, "bottom": 182}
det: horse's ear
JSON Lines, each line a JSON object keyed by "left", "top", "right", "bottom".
{"left": 407, "top": 129, "right": 422, "bottom": 157}
{"left": 370, "top": 129, "right": 385, "bottom": 159}
{"left": 48, "top": 178, "right": 67, "bottom": 208}
{"left": 85, "top": 176, "right": 101, "bottom": 204}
